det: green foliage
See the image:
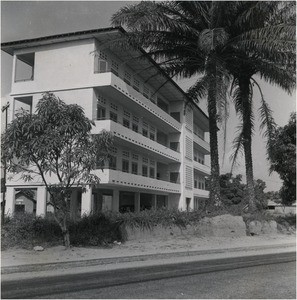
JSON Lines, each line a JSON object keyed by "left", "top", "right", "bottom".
{"left": 269, "top": 113, "right": 296, "bottom": 205}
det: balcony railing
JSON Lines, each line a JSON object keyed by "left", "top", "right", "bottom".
{"left": 93, "top": 169, "right": 180, "bottom": 194}
{"left": 92, "top": 120, "right": 181, "bottom": 162}
{"left": 193, "top": 134, "right": 210, "bottom": 153}
{"left": 193, "top": 160, "right": 210, "bottom": 175}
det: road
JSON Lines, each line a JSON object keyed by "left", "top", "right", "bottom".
{"left": 2, "top": 252, "right": 296, "bottom": 299}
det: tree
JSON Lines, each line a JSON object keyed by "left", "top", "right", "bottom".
{"left": 1, "top": 93, "right": 113, "bottom": 247}
{"left": 229, "top": 1, "right": 296, "bottom": 212}
{"left": 269, "top": 113, "right": 296, "bottom": 205}
{"left": 111, "top": 1, "right": 295, "bottom": 211}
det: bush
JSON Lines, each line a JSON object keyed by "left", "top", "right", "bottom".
{"left": 69, "top": 212, "right": 124, "bottom": 246}
{"left": 274, "top": 213, "right": 296, "bottom": 228}
{"left": 1, "top": 213, "right": 62, "bottom": 250}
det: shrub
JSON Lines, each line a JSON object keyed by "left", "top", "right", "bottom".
{"left": 1, "top": 213, "right": 62, "bottom": 250}
{"left": 69, "top": 212, "right": 124, "bottom": 246}
{"left": 274, "top": 213, "right": 296, "bottom": 228}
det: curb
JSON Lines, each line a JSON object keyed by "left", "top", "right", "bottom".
{"left": 2, "top": 242, "right": 295, "bottom": 275}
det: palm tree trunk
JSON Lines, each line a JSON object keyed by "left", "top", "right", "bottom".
{"left": 239, "top": 77, "right": 256, "bottom": 212}
{"left": 207, "top": 55, "right": 221, "bottom": 207}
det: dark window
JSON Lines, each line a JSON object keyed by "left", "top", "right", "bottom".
{"left": 132, "top": 162, "right": 138, "bottom": 175}
{"left": 150, "top": 167, "right": 155, "bottom": 178}
{"left": 142, "top": 165, "right": 148, "bottom": 177}
{"left": 108, "top": 156, "right": 117, "bottom": 170}
{"left": 150, "top": 132, "right": 155, "bottom": 141}
{"left": 142, "top": 129, "right": 148, "bottom": 137}
{"left": 157, "top": 97, "right": 168, "bottom": 113}
{"left": 122, "top": 159, "right": 129, "bottom": 173}
{"left": 170, "top": 172, "right": 179, "bottom": 183}
{"left": 123, "top": 118, "right": 130, "bottom": 128}
{"left": 15, "top": 53, "right": 35, "bottom": 82}
{"left": 132, "top": 123, "right": 138, "bottom": 133}
{"left": 110, "top": 111, "right": 118, "bottom": 123}
{"left": 170, "top": 142, "right": 179, "bottom": 151}
{"left": 97, "top": 105, "right": 106, "bottom": 120}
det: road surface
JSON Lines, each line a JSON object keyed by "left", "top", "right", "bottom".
{"left": 2, "top": 252, "right": 295, "bottom": 299}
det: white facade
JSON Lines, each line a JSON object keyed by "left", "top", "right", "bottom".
{"left": 2, "top": 27, "right": 210, "bottom": 217}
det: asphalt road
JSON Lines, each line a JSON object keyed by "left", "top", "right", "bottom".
{"left": 2, "top": 252, "right": 296, "bottom": 299}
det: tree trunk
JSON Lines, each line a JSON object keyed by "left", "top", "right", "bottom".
{"left": 207, "top": 54, "right": 221, "bottom": 207}
{"left": 61, "top": 215, "right": 70, "bottom": 248}
{"left": 239, "top": 77, "right": 257, "bottom": 212}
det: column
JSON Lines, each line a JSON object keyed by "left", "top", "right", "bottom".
{"left": 4, "top": 187, "right": 15, "bottom": 216}
{"left": 112, "top": 189, "right": 119, "bottom": 212}
{"left": 36, "top": 186, "right": 47, "bottom": 217}
{"left": 152, "top": 194, "right": 157, "bottom": 209}
{"left": 81, "top": 185, "right": 92, "bottom": 217}
{"left": 70, "top": 189, "right": 78, "bottom": 220}
{"left": 135, "top": 192, "right": 140, "bottom": 213}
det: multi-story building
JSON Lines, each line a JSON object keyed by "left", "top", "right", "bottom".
{"left": 1, "top": 27, "right": 210, "bottom": 218}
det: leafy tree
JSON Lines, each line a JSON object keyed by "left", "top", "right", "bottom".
{"left": 253, "top": 179, "right": 268, "bottom": 210}
{"left": 220, "top": 173, "right": 245, "bottom": 206}
{"left": 112, "top": 1, "right": 295, "bottom": 211}
{"left": 1, "top": 93, "right": 113, "bottom": 247}
{"left": 269, "top": 113, "right": 296, "bottom": 205}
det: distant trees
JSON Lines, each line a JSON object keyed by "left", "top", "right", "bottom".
{"left": 269, "top": 113, "right": 296, "bottom": 206}
{"left": 1, "top": 93, "right": 113, "bottom": 247}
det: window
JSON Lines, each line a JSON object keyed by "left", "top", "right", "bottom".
{"left": 13, "top": 96, "right": 33, "bottom": 117}
{"left": 123, "top": 118, "right": 130, "bottom": 128}
{"left": 194, "top": 180, "right": 198, "bottom": 188}
{"left": 170, "top": 172, "right": 179, "bottom": 183}
{"left": 95, "top": 51, "right": 108, "bottom": 73}
{"left": 132, "top": 153, "right": 139, "bottom": 160}
{"left": 142, "top": 128, "right": 148, "bottom": 137}
{"left": 124, "top": 110, "right": 131, "bottom": 118}
{"left": 122, "top": 159, "right": 129, "bottom": 173}
{"left": 108, "top": 156, "right": 117, "bottom": 170}
{"left": 111, "top": 60, "right": 119, "bottom": 75}
{"left": 122, "top": 150, "right": 130, "bottom": 158}
{"left": 132, "top": 162, "right": 138, "bottom": 175}
{"left": 111, "top": 147, "right": 117, "bottom": 154}
{"left": 97, "top": 158, "right": 105, "bottom": 169}
{"left": 97, "top": 105, "right": 106, "bottom": 120}
{"left": 150, "top": 167, "right": 155, "bottom": 178}
{"left": 170, "top": 142, "right": 179, "bottom": 152}
{"left": 150, "top": 132, "right": 155, "bottom": 141}
{"left": 110, "top": 111, "right": 118, "bottom": 123}
{"left": 15, "top": 53, "right": 35, "bottom": 82}
{"left": 142, "top": 165, "right": 148, "bottom": 177}
{"left": 132, "top": 123, "right": 138, "bottom": 133}
{"left": 124, "top": 71, "right": 131, "bottom": 85}
{"left": 143, "top": 85, "right": 150, "bottom": 98}
{"left": 133, "top": 78, "right": 140, "bottom": 91}
{"left": 110, "top": 103, "right": 118, "bottom": 111}
{"left": 150, "top": 160, "right": 155, "bottom": 166}
{"left": 142, "top": 157, "right": 148, "bottom": 164}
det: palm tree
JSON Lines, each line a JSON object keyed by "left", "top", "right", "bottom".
{"left": 228, "top": 1, "right": 296, "bottom": 211}
{"left": 112, "top": 1, "right": 236, "bottom": 207}
{"left": 112, "top": 1, "right": 295, "bottom": 211}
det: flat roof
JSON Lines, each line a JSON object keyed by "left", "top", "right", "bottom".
{"left": 1, "top": 26, "right": 209, "bottom": 127}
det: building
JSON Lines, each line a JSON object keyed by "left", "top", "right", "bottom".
{"left": 1, "top": 27, "right": 210, "bottom": 218}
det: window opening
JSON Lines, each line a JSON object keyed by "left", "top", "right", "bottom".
{"left": 15, "top": 53, "right": 35, "bottom": 82}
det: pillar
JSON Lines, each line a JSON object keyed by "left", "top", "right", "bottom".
{"left": 112, "top": 189, "right": 119, "bottom": 212}
{"left": 135, "top": 192, "right": 140, "bottom": 213}
{"left": 152, "top": 194, "right": 157, "bottom": 209}
{"left": 70, "top": 189, "right": 78, "bottom": 220}
{"left": 81, "top": 185, "right": 92, "bottom": 217}
{"left": 36, "top": 186, "right": 47, "bottom": 217}
{"left": 4, "top": 187, "right": 15, "bottom": 216}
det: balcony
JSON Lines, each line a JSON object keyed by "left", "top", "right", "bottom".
{"left": 92, "top": 120, "right": 181, "bottom": 163}
{"left": 193, "top": 134, "right": 210, "bottom": 153}
{"left": 193, "top": 188, "right": 209, "bottom": 199}
{"left": 94, "top": 72, "right": 182, "bottom": 132}
{"left": 193, "top": 160, "right": 210, "bottom": 175}
{"left": 93, "top": 169, "right": 180, "bottom": 194}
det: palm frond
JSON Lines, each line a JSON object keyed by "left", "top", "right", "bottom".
{"left": 230, "top": 125, "right": 245, "bottom": 172}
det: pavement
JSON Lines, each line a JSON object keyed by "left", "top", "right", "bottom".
{"left": 1, "top": 234, "right": 296, "bottom": 282}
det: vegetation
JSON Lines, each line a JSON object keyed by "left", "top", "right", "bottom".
{"left": 269, "top": 113, "right": 296, "bottom": 206}
{"left": 1, "top": 93, "right": 113, "bottom": 248}
{"left": 112, "top": 1, "right": 296, "bottom": 211}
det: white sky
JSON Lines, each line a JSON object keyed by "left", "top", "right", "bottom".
{"left": 1, "top": 0, "right": 296, "bottom": 191}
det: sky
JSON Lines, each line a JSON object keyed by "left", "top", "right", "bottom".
{"left": 1, "top": 0, "right": 296, "bottom": 191}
